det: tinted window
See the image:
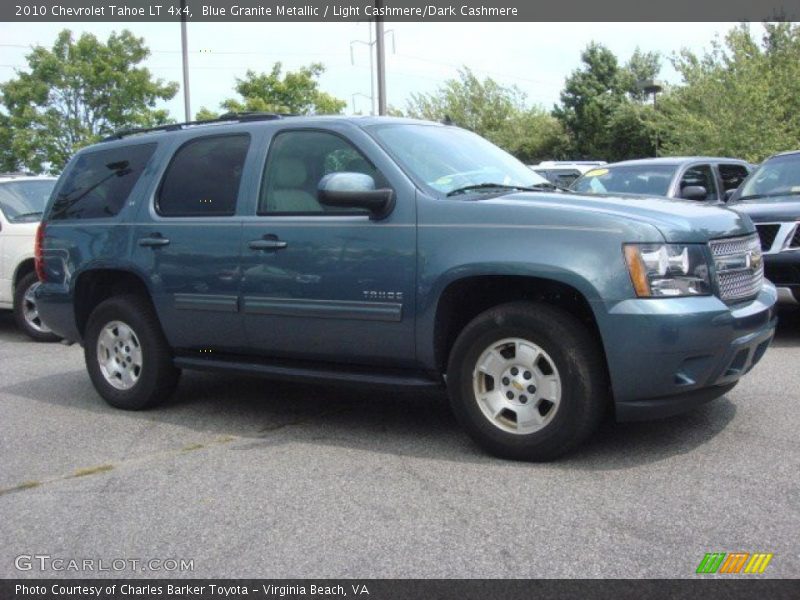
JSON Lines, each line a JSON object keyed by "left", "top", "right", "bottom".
{"left": 679, "top": 165, "right": 717, "bottom": 201}
{"left": 718, "top": 164, "right": 749, "bottom": 191}
{"left": 157, "top": 134, "right": 249, "bottom": 217}
{"left": 0, "top": 179, "right": 56, "bottom": 222}
{"left": 737, "top": 154, "right": 800, "bottom": 202}
{"left": 259, "top": 130, "right": 385, "bottom": 214}
{"left": 571, "top": 165, "right": 675, "bottom": 196}
{"left": 50, "top": 143, "right": 156, "bottom": 220}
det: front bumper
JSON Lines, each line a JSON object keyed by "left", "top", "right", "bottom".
{"left": 600, "top": 282, "right": 778, "bottom": 421}
{"left": 764, "top": 252, "right": 800, "bottom": 304}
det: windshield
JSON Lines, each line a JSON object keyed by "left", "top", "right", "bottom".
{"left": 370, "top": 124, "right": 549, "bottom": 196}
{"left": 571, "top": 165, "right": 676, "bottom": 196}
{"left": 0, "top": 179, "right": 56, "bottom": 222}
{"left": 736, "top": 154, "right": 800, "bottom": 201}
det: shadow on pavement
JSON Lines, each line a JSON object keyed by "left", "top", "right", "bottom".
{"left": 3, "top": 305, "right": 798, "bottom": 470}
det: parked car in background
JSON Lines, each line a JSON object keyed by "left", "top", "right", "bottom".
{"left": 530, "top": 161, "right": 606, "bottom": 187}
{"left": 570, "top": 157, "right": 752, "bottom": 204}
{"left": 0, "top": 173, "right": 59, "bottom": 341}
{"left": 729, "top": 150, "right": 800, "bottom": 305}
{"left": 34, "top": 115, "right": 775, "bottom": 461}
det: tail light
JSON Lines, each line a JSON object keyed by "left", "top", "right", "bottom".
{"left": 34, "top": 222, "right": 46, "bottom": 282}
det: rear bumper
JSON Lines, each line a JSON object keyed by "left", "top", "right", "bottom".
{"left": 601, "top": 283, "right": 777, "bottom": 421}
{"left": 34, "top": 283, "right": 80, "bottom": 343}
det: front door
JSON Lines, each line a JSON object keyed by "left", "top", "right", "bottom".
{"left": 240, "top": 129, "right": 416, "bottom": 367}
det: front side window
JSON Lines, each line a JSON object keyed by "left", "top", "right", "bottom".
{"left": 259, "top": 130, "right": 385, "bottom": 214}
{"left": 679, "top": 165, "right": 717, "bottom": 201}
{"left": 369, "top": 124, "right": 548, "bottom": 196}
{"left": 157, "top": 134, "right": 250, "bottom": 217}
{"left": 50, "top": 143, "right": 156, "bottom": 220}
{"left": 736, "top": 154, "right": 800, "bottom": 202}
{"left": 571, "top": 165, "right": 675, "bottom": 196}
{"left": 718, "top": 164, "right": 750, "bottom": 191}
{"left": 0, "top": 179, "right": 56, "bottom": 222}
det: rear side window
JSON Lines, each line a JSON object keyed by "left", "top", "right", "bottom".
{"left": 50, "top": 143, "right": 156, "bottom": 220}
{"left": 157, "top": 134, "right": 250, "bottom": 217}
{"left": 679, "top": 165, "right": 718, "bottom": 201}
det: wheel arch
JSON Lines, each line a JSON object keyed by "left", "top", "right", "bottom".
{"left": 72, "top": 267, "right": 157, "bottom": 339}
{"left": 429, "top": 271, "right": 608, "bottom": 376}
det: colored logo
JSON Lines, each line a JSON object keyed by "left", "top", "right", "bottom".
{"left": 696, "top": 552, "right": 773, "bottom": 574}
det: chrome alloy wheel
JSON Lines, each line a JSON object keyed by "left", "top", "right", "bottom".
{"left": 96, "top": 320, "right": 143, "bottom": 390}
{"left": 22, "top": 281, "right": 52, "bottom": 333}
{"left": 472, "top": 337, "right": 562, "bottom": 434}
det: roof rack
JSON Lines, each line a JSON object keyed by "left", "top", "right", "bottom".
{"left": 0, "top": 171, "right": 35, "bottom": 178}
{"left": 101, "top": 111, "right": 291, "bottom": 142}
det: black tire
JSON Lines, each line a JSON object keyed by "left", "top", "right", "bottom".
{"left": 84, "top": 294, "right": 180, "bottom": 410}
{"left": 13, "top": 271, "right": 60, "bottom": 342}
{"left": 447, "top": 301, "right": 608, "bottom": 461}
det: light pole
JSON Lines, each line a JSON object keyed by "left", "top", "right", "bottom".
{"left": 350, "top": 17, "right": 395, "bottom": 116}
{"left": 375, "top": 1, "right": 386, "bottom": 115}
{"left": 180, "top": 0, "right": 191, "bottom": 121}
{"left": 642, "top": 80, "right": 663, "bottom": 157}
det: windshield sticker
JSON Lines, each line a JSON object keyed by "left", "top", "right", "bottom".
{"left": 585, "top": 168, "right": 608, "bottom": 177}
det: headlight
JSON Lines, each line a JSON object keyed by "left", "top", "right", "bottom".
{"left": 624, "top": 244, "right": 711, "bottom": 297}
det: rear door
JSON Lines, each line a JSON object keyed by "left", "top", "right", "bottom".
{"left": 239, "top": 127, "right": 417, "bottom": 367}
{"left": 132, "top": 133, "right": 256, "bottom": 352}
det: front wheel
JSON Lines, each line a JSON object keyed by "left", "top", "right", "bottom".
{"left": 13, "top": 272, "right": 60, "bottom": 342}
{"left": 84, "top": 294, "right": 180, "bottom": 410}
{"left": 447, "top": 302, "right": 608, "bottom": 461}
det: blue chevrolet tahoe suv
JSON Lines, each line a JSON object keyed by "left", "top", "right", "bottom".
{"left": 34, "top": 114, "right": 777, "bottom": 460}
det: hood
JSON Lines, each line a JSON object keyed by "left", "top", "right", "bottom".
{"left": 729, "top": 197, "right": 800, "bottom": 223}
{"left": 489, "top": 192, "right": 753, "bottom": 243}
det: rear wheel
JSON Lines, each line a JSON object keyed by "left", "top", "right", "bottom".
{"left": 13, "top": 271, "right": 60, "bottom": 342}
{"left": 84, "top": 294, "right": 180, "bottom": 410}
{"left": 447, "top": 302, "right": 608, "bottom": 461}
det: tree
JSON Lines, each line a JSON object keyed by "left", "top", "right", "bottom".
{"left": 554, "top": 43, "right": 661, "bottom": 161}
{"left": 0, "top": 111, "right": 20, "bottom": 172}
{"left": 1, "top": 29, "right": 178, "bottom": 173}
{"left": 406, "top": 68, "right": 569, "bottom": 163}
{"left": 197, "top": 63, "right": 345, "bottom": 120}
{"left": 658, "top": 23, "right": 800, "bottom": 162}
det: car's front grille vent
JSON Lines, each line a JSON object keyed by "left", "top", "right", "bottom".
{"left": 754, "top": 224, "right": 780, "bottom": 251}
{"left": 709, "top": 234, "right": 764, "bottom": 303}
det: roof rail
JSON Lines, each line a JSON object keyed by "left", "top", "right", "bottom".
{"left": 101, "top": 111, "right": 291, "bottom": 142}
{"left": 0, "top": 171, "right": 35, "bottom": 177}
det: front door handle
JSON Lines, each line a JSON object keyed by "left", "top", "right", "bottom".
{"left": 138, "top": 234, "right": 170, "bottom": 248}
{"left": 249, "top": 235, "right": 287, "bottom": 251}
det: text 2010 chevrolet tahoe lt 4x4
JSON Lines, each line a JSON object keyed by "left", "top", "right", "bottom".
{"left": 34, "top": 115, "right": 777, "bottom": 460}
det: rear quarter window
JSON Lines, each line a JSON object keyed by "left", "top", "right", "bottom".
{"left": 49, "top": 142, "right": 157, "bottom": 220}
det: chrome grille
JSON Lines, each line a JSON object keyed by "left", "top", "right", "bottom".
{"left": 709, "top": 234, "right": 764, "bottom": 303}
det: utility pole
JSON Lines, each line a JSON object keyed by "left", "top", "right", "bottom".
{"left": 180, "top": 0, "right": 191, "bottom": 121}
{"left": 350, "top": 18, "right": 394, "bottom": 116}
{"left": 375, "top": 0, "right": 387, "bottom": 115}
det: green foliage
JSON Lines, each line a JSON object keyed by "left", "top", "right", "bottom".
{"left": 658, "top": 23, "right": 800, "bottom": 162}
{"left": 1, "top": 29, "right": 178, "bottom": 173}
{"left": 554, "top": 43, "right": 660, "bottom": 161}
{"left": 405, "top": 68, "right": 569, "bottom": 163}
{"left": 198, "top": 62, "right": 346, "bottom": 120}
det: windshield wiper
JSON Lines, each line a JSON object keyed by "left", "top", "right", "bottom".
{"left": 11, "top": 211, "right": 43, "bottom": 219}
{"left": 446, "top": 182, "right": 564, "bottom": 197}
{"left": 738, "top": 191, "right": 800, "bottom": 201}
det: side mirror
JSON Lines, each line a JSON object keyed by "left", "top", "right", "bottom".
{"left": 723, "top": 189, "right": 736, "bottom": 203}
{"left": 681, "top": 185, "right": 708, "bottom": 201}
{"left": 318, "top": 172, "right": 394, "bottom": 220}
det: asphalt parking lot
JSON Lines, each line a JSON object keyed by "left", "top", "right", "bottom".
{"left": 0, "top": 309, "right": 798, "bottom": 579}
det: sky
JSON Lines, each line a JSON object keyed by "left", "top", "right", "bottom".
{"left": 0, "top": 21, "right": 739, "bottom": 120}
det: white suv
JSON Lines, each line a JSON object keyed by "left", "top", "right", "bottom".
{"left": 0, "top": 173, "right": 59, "bottom": 341}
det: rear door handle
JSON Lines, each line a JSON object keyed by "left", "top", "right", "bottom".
{"left": 138, "top": 235, "right": 170, "bottom": 248}
{"left": 249, "top": 235, "right": 287, "bottom": 251}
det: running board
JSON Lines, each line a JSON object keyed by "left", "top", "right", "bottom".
{"left": 174, "top": 355, "right": 443, "bottom": 389}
